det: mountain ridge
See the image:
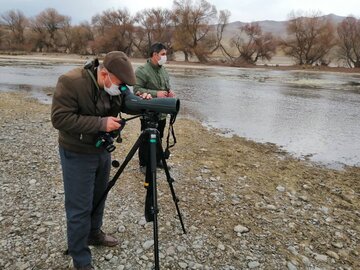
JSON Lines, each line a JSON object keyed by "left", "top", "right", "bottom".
{"left": 223, "top": 14, "right": 347, "bottom": 39}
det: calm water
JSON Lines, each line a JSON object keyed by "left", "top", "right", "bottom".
{"left": 1, "top": 60, "right": 359, "bottom": 168}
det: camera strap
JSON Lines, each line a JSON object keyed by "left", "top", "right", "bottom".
{"left": 84, "top": 59, "right": 100, "bottom": 105}
{"left": 164, "top": 113, "right": 177, "bottom": 159}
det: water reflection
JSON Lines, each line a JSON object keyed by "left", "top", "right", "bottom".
{"left": 0, "top": 64, "right": 80, "bottom": 103}
{"left": 169, "top": 66, "right": 360, "bottom": 168}
{"left": 0, "top": 62, "right": 359, "bottom": 168}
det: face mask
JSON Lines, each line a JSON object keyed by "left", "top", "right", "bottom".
{"left": 104, "top": 73, "right": 121, "bottom": 96}
{"left": 158, "top": 55, "right": 167, "bottom": 66}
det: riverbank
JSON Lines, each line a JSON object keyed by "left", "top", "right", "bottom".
{"left": 1, "top": 52, "right": 359, "bottom": 74}
{"left": 0, "top": 92, "right": 359, "bottom": 269}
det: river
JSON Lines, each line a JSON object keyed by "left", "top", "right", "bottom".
{"left": 1, "top": 60, "right": 359, "bottom": 168}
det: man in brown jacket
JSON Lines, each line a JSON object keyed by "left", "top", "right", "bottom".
{"left": 51, "top": 51, "right": 139, "bottom": 270}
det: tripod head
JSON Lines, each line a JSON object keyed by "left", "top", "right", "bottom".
{"left": 142, "top": 112, "right": 162, "bottom": 129}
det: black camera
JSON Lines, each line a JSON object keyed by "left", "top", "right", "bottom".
{"left": 95, "top": 119, "right": 126, "bottom": 152}
{"left": 95, "top": 132, "right": 117, "bottom": 152}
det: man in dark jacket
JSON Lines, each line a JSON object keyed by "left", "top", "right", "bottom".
{"left": 134, "top": 43, "right": 175, "bottom": 173}
{"left": 51, "top": 51, "right": 138, "bottom": 270}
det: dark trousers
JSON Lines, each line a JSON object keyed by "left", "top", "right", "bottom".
{"left": 59, "top": 146, "right": 111, "bottom": 268}
{"left": 138, "top": 118, "right": 166, "bottom": 166}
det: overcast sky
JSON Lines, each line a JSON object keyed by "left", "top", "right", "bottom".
{"left": 1, "top": 0, "right": 359, "bottom": 24}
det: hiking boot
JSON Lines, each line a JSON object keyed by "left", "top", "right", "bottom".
{"left": 88, "top": 230, "right": 119, "bottom": 247}
{"left": 74, "top": 264, "right": 94, "bottom": 270}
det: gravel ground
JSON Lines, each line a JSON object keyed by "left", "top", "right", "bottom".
{"left": 0, "top": 92, "right": 359, "bottom": 270}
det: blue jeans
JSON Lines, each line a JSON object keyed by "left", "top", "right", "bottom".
{"left": 59, "top": 146, "right": 111, "bottom": 267}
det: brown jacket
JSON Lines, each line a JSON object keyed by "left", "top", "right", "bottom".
{"left": 51, "top": 67, "right": 122, "bottom": 153}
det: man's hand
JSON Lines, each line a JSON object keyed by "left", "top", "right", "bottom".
{"left": 101, "top": 116, "right": 121, "bottom": 132}
{"left": 157, "top": 91, "right": 169, "bottom": 98}
{"left": 135, "top": 91, "right": 152, "bottom": 100}
{"left": 167, "top": 90, "right": 176, "bottom": 97}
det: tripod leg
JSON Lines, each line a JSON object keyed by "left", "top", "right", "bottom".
{"left": 92, "top": 132, "right": 145, "bottom": 215}
{"left": 156, "top": 138, "right": 187, "bottom": 234}
{"left": 147, "top": 130, "right": 160, "bottom": 270}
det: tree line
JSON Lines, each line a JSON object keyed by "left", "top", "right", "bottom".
{"left": 0, "top": 1, "right": 359, "bottom": 68}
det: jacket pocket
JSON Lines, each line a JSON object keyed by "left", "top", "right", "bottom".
{"left": 79, "top": 133, "right": 97, "bottom": 145}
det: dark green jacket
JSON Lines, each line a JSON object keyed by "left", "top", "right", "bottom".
{"left": 134, "top": 59, "right": 171, "bottom": 97}
{"left": 134, "top": 59, "right": 171, "bottom": 119}
{"left": 51, "top": 67, "right": 122, "bottom": 153}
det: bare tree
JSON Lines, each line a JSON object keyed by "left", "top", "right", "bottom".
{"left": 337, "top": 16, "right": 360, "bottom": 68}
{"left": 281, "top": 11, "right": 335, "bottom": 65}
{"left": 221, "top": 23, "right": 276, "bottom": 65}
{"left": 28, "top": 17, "right": 47, "bottom": 51}
{"left": 73, "top": 22, "right": 94, "bottom": 54}
{"left": 172, "top": 2, "right": 193, "bottom": 62}
{"left": 30, "top": 8, "right": 70, "bottom": 51}
{"left": 172, "top": 0, "right": 228, "bottom": 62}
{"left": 62, "top": 21, "right": 94, "bottom": 54}
{"left": 0, "top": 26, "right": 5, "bottom": 49}
{"left": 134, "top": 8, "right": 173, "bottom": 57}
{"left": 91, "top": 9, "right": 134, "bottom": 55}
{"left": 61, "top": 17, "right": 73, "bottom": 53}
{"left": 212, "top": 10, "right": 231, "bottom": 53}
{"left": 0, "top": 9, "right": 28, "bottom": 50}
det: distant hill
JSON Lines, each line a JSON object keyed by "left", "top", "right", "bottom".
{"left": 223, "top": 14, "right": 347, "bottom": 40}
{"left": 223, "top": 20, "right": 287, "bottom": 39}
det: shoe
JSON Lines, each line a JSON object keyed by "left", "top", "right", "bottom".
{"left": 74, "top": 264, "right": 94, "bottom": 270}
{"left": 139, "top": 166, "right": 146, "bottom": 175}
{"left": 88, "top": 230, "right": 119, "bottom": 247}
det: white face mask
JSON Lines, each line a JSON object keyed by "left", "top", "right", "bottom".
{"left": 104, "top": 73, "right": 121, "bottom": 96}
{"left": 158, "top": 55, "right": 167, "bottom": 66}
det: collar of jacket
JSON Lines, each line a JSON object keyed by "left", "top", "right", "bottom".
{"left": 86, "top": 69, "right": 100, "bottom": 91}
{"left": 147, "top": 58, "right": 162, "bottom": 70}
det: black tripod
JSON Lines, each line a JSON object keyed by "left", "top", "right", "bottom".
{"left": 93, "top": 113, "right": 186, "bottom": 270}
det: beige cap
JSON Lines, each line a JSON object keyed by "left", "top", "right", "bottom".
{"left": 103, "top": 51, "right": 136, "bottom": 86}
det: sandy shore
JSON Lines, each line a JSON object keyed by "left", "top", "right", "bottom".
{"left": 1, "top": 52, "right": 360, "bottom": 74}
{"left": 0, "top": 90, "right": 359, "bottom": 269}
{"left": 0, "top": 53, "right": 211, "bottom": 69}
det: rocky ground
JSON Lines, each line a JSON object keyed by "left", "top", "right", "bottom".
{"left": 0, "top": 92, "right": 359, "bottom": 270}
